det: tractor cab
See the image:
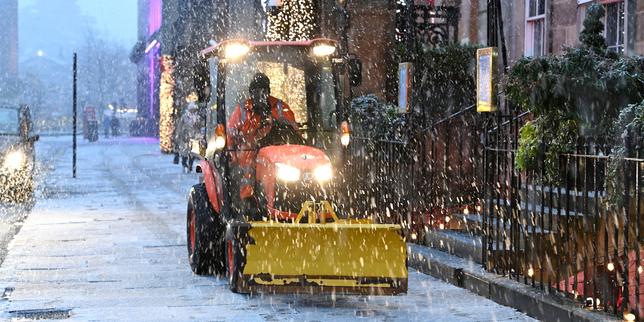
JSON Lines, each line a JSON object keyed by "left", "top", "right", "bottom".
{"left": 203, "top": 39, "right": 345, "bottom": 160}
{"left": 200, "top": 39, "right": 348, "bottom": 220}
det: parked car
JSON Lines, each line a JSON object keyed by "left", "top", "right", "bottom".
{"left": 0, "top": 104, "right": 39, "bottom": 203}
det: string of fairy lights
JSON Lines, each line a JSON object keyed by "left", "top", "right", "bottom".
{"left": 159, "top": 55, "right": 175, "bottom": 153}
{"left": 266, "top": 0, "right": 316, "bottom": 41}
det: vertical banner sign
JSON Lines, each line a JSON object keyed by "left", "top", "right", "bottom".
{"left": 476, "top": 47, "right": 497, "bottom": 113}
{"left": 398, "top": 62, "right": 413, "bottom": 113}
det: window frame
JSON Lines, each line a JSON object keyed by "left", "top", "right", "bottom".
{"left": 602, "top": 0, "right": 626, "bottom": 53}
{"left": 525, "top": 0, "right": 546, "bottom": 57}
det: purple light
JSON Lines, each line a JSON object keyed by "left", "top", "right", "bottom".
{"left": 148, "top": 0, "right": 162, "bottom": 36}
{"left": 146, "top": 0, "right": 162, "bottom": 121}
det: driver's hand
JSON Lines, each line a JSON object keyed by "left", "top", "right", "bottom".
{"left": 258, "top": 116, "right": 273, "bottom": 130}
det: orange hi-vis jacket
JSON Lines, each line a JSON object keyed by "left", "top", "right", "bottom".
{"left": 226, "top": 96, "right": 298, "bottom": 199}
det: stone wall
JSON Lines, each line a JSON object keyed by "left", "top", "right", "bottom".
{"left": 549, "top": 0, "right": 580, "bottom": 55}
{"left": 346, "top": 0, "right": 396, "bottom": 99}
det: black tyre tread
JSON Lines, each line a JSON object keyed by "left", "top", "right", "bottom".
{"left": 186, "top": 184, "right": 215, "bottom": 275}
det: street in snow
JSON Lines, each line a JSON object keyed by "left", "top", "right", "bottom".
{"left": 0, "top": 136, "right": 535, "bottom": 321}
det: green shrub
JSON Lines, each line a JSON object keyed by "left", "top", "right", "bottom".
{"left": 350, "top": 94, "right": 407, "bottom": 141}
{"left": 606, "top": 100, "right": 644, "bottom": 208}
{"left": 506, "top": 4, "right": 644, "bottom": 180}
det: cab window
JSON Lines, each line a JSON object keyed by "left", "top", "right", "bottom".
{"left": 223, "top": 52, "right": 308, "bottom": 128}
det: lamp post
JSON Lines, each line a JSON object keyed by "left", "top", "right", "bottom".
{"left": 335, "top": 0, "right": 349, "bottom": 58}
{"left": 405, "top": 0, "right": 414, "bottom": 61}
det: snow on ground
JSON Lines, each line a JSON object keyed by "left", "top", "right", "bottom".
{"left": 0, "top": 136, "right": 537, "bottom": 321}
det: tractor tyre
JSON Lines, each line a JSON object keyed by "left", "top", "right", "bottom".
{"left": 187, "top": 183, "right": 225, "bottom": 275}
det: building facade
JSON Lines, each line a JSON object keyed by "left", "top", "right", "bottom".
{"left": 130, "top": 0, "right": 163, "bottom": 136}
{"left": 131, "top": 0, "right": 644, "bottom": 143}
{"left": 131, "top": 0, "right": 231, "bottom": 145}
{"left": 433, "top": 0, "right": 644, "bottom": 64}
{"left": 0, "top": 0, "right": 19, "bottom": 87}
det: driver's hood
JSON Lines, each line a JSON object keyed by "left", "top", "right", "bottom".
{"left": 0, "top": 136, "right": 21, "bottom": 155}
{"left": 257, "top": 145, "right": 330, "bottom": 170}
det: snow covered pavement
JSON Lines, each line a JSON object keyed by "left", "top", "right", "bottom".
{"left": 0, "top": 136, "right": 537, "bottom": 321}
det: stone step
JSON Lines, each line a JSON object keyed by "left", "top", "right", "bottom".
{"left": 425, "top": 229, "right": 483, "bottom": 264}
{"left": 446, "top": 212, "right": 555, "bottom": 236}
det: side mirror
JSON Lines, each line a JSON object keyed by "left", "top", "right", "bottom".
{"left": 28, "top": 134, "right": 39, "bottom": 143}
{"left": 348, "top": 57, "right": 362, "bottom": 87}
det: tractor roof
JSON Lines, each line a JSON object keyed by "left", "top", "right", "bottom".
{"left": 200, "top": 38, "right": 336, "bottom": 59}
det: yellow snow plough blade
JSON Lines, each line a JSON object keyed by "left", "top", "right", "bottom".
{"left": 228, "top": 220, "right": 408, "bottom": 295}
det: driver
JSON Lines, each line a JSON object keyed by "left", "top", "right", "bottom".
{"left": 227, "top": 72, "right": 299, "bottom": 206}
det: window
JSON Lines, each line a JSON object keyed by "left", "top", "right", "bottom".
{"left": 603, "top": 0, "right": 625, "bottom": 53}
{"left": 525, "top": 0, "right": 546, "bottom": 57}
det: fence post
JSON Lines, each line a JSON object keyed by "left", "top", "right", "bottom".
{"left": 622, "top": 134, "right": 632, "bottom": 316}
{"left": 482, "top": 120, "right": 489, "bottom": 270}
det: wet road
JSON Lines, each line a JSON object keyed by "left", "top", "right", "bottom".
{"left": 0, "top": 136, "right": 536, "bottom": 321}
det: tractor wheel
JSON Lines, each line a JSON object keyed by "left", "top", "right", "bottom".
{"left": 187, "top": 183, "right": 225, "bottom": 275}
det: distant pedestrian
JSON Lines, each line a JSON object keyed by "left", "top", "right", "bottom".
{"left": 176, "top": 93, "right": 203, "bottom": 173}
{"left": 110, "top": 110, "right": 120, "bottom": 137}
{"left": 103, "top": 108, "right": 111, "bottom": 138}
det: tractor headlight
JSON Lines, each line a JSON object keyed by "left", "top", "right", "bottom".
{"left": 3, "top": 150, "right": 25, "bottom": 171}
{"left": 214, "top": 136, "right": 226, "bottom": 150}
{"left": 312, "top": 43, "right": 336, "bottom": 57}
{"left": 276, "top": 163, "right": 300, "bottom": 182}
{"left": 340, "top": 120, "right": 351, "bottom": 147}
{"left": 311, "top": 39, "right": 337, "bottom": 57}
{"left": 223, "top": 42, "right": 250, "bottom": 60}
{"left": 214, "top": 124, "right": 226, "bottom": 150}
{"left": 314, "top": 164, "right": 333, "bottom": 182}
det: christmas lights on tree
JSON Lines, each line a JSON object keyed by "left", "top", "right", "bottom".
{"left": 159, "top": 55, "right": 175, "bottom": 153}
{"left": 266, "top": 0, "right": 316, "bottom": 41}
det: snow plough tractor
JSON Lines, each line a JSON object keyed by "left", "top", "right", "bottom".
{"left": 186, "top": 38, "right": 407, "bottom": 295}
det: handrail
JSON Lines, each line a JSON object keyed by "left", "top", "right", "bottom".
{"left": 486, "top": 110, "right": 531, "bottom": 133}
{"left": 352, "top": 136, "right": 407, "bottom": 145}
{"left": 423, "top": 104, "right": 476, "bottom": 132}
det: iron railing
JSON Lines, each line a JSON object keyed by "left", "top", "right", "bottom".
{"left": 344, "top": 104, "right": 484, "bottom": 241}
{"left": 484, "top": 139, "right": 644, "bottom": 318}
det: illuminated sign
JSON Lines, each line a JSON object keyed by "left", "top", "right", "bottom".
{"left": 398, "top": 62, "right": 413, "bottom": 113}
{"left": 476, "top": 47, "right": 497, "bottom": 113}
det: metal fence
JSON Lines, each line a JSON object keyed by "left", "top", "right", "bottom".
{"left": 344, "top": 137, "right": 418, "bottom": 229}
{"left": 484, "top": 138, "right": 644, "bottom": 317}
{"left": 344, "top": 105, "right": 484, "bottom": 241}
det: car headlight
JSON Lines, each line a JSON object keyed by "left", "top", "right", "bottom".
{"left": 3, "top": 150, "right": 25, "bottom": 171}
{"left": 314, "top": 164, "right": 333, "bottom": 182}
{"left": 276, "top": 163, "right": 300, "bottom": 182}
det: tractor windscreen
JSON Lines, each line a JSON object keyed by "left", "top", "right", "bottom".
{"left": 223, "top": 48, "right": 337, "bottom": 134}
